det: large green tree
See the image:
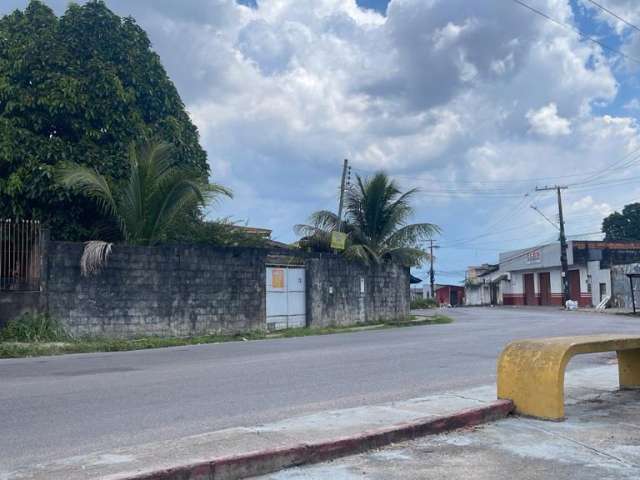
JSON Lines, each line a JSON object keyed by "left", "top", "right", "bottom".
{"left": 296, "top": 172, "right": 439, "bottom": 266}
{"left": 0, "top": 0, "right": 208, "bottom": 240}
{"left": 602, "top": 203, "right": 640, "bottom": 241}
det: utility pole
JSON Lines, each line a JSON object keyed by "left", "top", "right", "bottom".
{"left": 337, "top": 159, "right": 349, "bottom": 232}
{"left": 429, "top": 239, "right": 439, "bottom": 298}
{"left": 536, "top": 185, "right": 569, "bottom": 304}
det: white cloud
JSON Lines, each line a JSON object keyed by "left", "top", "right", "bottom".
{"left": 568, "top": 195, "right": 613, "bottom": 217}
{"left": 580, "top": 0, "right": 640, "bottom": 35}
{"left": 625, "top": 98, "right": 640, "bottom": 110}
{"left": 526, "top": 103, "right": 572, "bottom": 136}
{"left": 4, "top": 0, "right": 640, "bottom": 274}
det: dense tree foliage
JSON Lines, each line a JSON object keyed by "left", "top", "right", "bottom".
{"left": 602, "top": 203, "right": 640, "bottom": 241}
{"left": 296, "top": 172, "right": 439, "bottom": 266}
{"left": 0, "top": 1, "right": 208, "bottom": 240}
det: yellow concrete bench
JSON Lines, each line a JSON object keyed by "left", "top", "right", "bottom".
{"left": 497, "top": 334, "right": 640, "bottom": 421}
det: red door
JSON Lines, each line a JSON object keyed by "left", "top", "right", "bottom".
{"left": 539, "top": 272, "right": 551, "bottom": 306}
{"left": 524, "top": 273, "right": 536, "bottom": 305}
{"left": 568, "top": 270, "right": 581, "bottom": 301}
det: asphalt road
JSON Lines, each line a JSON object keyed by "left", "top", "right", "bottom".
{"left": 2, "top": 307, "right": 639, "bottom": 472}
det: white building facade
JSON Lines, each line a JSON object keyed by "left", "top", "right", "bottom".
{"left": 499, "top": 241, "right": 609, "bottom": 307}
{"left": 464, "top": 241, "right": 624, "bottom": 308}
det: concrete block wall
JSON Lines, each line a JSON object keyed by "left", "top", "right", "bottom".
{"left": 47, "top": 242, "right": 268, "bottom": 338}
{"left": 0, "top": 292, "right": 44, "bottom": 329}
{"left": 306, "top": 256, "right": 410, "bottom": 328}
{"left": 44, "top": 243, "right": 410, "bottom": 338}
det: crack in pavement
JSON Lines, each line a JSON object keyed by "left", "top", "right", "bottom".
{"left": 520, "top": 420, "right": 639, "bottom": 469}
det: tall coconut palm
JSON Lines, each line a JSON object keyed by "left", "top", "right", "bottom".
{"left": 56, "top": 140, "right": 231, "bottom": 246}
{"left": 296, "top": 172, "right": 439, "bottom": 266}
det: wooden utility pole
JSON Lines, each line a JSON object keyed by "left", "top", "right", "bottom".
{"left": 429, "top": 239, "right": 439, "bottom": 298}
{"left": 536, "top": 185, "right": 569, "bottom": 303}
{"left": 337, "top": 159, "right": 349, "bottom": 232}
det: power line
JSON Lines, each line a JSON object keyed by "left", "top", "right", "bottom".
{"left": 572, "top": 175, "right": 640, "bottom": 191}
{"left": 350, "top": 147, "right": 640, "bottom": 197}
{"left": 441, "top": 224, "right": 569, "bottom": 250}
{"left": 440, "top": 194, "right": 539, "bottom": 247}
{"left": 585, "top": 0, "right": 640, "bottom": 34}
{"left": 530, "top": 204, "right": 559, "bottom": 230}
{"left": 440, "top": 220, "right": 536, "bottom": 248}
{"left": 511, "top": 0, "right": 640, "bottom": 65}
{"left": 411, "top": 189, "right": 524, "bottom": 197}
{"left": 350, "top": 166, "right": 624, "bottom": 185}
{"left": 568, "top": 147, "right": 640, "bottom": 187}
{"left": 350, "top": 143, "right": 640, "bottom": 196}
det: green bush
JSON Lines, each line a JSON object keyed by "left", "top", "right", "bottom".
{"left": 410, "top": 297, "right": 438, "bottom": 309}
{"left": 0, "top": 313, "right": 68, "bottom": 343}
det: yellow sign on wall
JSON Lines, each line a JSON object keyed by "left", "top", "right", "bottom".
{"left": 272, "top": 268, "right": 285, "bottom": 289}
{"left": 330, "top": 231, "right": 347, "bottom": 250}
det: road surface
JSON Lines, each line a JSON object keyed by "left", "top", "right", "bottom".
{"left": 2, "top": 307, "right": 639, "bottom": 472}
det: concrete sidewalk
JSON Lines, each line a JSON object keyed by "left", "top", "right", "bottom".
{"left": 3, "top": 379, "right": 509, "bottom": 480}
{"left": 6, "top": 362, "right": 631, "bottom": 480}
{"left": 256, "top": 365, "right": 640, "bottom": 480}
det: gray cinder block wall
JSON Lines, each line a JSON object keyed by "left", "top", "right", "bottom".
{"left": 44, "top": 242, "right": 410, "bottom": 338}
{"left": 47, "top": 242, "right": 268, "bottom": 338}
{"left": 306, "top": 256, "right": 410, "bottom": 327}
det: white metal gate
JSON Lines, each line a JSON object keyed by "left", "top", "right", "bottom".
{"left": 266, "top": 266, "right": 306, "bottom": 330}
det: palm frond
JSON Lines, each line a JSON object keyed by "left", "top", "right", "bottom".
{"left": 80, "top": 241, "right": 113, "bottom": 276}
{"left": 202, "top": 181, "right": 233, "bottom": 205}
{"left": 385, "top": 223, "right": 440, "bottom": 248}
{"left": 148, "top": 178, "right": 209, "bottom": 244}
{"left": 384, "top": 246, "right": 429, "bottom": 267}
{"left": 55, "top": 163, "right": 123, "bottom": 234}
{"left": 344, "top": 243, "right": 381, "bottom": 265}
{"left": 299, "top": 170, "right": 439, "bottom": 265}
{"left": 308, "top": 210, "right": 341, "bottom": 230}
{"left": 56, "top": 139, "right": 231, "bottom": 246}
{"left": 294, "top": 223, "right": 326, "bottom": 238}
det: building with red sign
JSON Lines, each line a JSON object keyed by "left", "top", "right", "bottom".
{"left": 465, "top": 240, "right": 640, "bottom": 308}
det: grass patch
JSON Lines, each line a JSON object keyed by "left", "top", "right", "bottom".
{"left": 410, "top": 297, "right": 438, "bottom": 309}
{"left": 273, "top": 315, "right": 452, "bottom": 339}
{"left": 0, "top": 314, "right": 453, "bottom": 359}
{"left": 0, "top": 313, "right": 68, "bottom": 343}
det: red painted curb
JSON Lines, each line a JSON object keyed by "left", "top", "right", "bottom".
{"left": 124, "top": 399, "right": 514, "bottom": 480}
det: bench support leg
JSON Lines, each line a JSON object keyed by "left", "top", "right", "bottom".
{"left": 618, "top": 349, "right": 640, "bottom": 389}
{"left": 498, "top": 346, "right": 567, "bottom": 421}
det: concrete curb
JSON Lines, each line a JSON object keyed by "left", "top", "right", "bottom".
{"left": 122, "top": 399, "right": 514, "bottom": 480}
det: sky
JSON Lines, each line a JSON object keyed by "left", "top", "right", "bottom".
{"left": 3, "top": 0, "right": 640, "bottom": 285}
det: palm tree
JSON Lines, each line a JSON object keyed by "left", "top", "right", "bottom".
{"left": 296, "top": 172, "right": 439, "bottom": 266}
{"left": 56, "top": 140, "right": 231, "bottom": 246}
